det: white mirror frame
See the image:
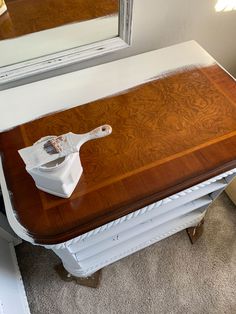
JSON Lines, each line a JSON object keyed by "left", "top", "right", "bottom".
{"left": 0, "top": 0, "right": 133, "bottom": 85}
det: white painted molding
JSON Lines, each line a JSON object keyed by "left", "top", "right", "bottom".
{"left": 119, "top": 0, "right": 134, "bottom": 44}
{"left": 8, "top": 243, "right": 31, "bottom": 314}
{"left": 65, "top": 212, "right": 206, "bottom": 277}
{"left": 0, "top": 156, "right": 34, "bottom": 243}
{"left": 0, "top": 38, "right": 128, "bottom": 85}
{"left": 0, "top": 0, "right": 134, "bottom": 85}
{"left": 0, "top": 238, "right": 30, "bottom": 314}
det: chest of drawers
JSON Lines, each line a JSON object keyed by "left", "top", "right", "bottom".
{"left": 0, "top": 42, "right": 236, "bottom": 285}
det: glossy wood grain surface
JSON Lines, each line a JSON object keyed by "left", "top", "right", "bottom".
{"left": 0, "top": 64, "right": 236, "bottom": 244}
{"left": 0, "top": 0, "right": 118, "bottom": 40}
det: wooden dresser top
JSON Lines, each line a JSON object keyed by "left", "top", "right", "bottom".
{"left": 0, "top": 64, "right": 236, "bottom": 244}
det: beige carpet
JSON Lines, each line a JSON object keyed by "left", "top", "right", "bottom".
{"left": 16, "top": 193, "right": 236, "bottom": 314}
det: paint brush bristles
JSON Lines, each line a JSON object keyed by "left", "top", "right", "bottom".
{"left": 43, "top": 136, "right": 65, "bottom": 155}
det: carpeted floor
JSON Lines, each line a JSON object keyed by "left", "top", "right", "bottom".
{"left": 16, "top": 192, "right": 236, "bottom": 314}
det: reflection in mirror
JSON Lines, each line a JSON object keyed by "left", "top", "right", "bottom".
{"left": 0, "top": 0, "right": 119, "bottom": 39}
{"left": 0, "top": 0, "right": 133, "bottom": 85}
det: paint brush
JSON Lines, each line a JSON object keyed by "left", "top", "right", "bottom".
{"left": 18, "top": 125, "right": 112, "bottom": 170}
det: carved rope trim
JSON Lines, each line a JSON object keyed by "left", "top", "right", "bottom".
{"left": 75, "top": 213, "right": 205, "bottom": 276}
{"left": 45, "top": 168, "right": 236, "bottom": 249}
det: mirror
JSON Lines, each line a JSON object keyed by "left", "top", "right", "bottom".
{"left": 0, "top": 0, "right": 133, "bottom": 85}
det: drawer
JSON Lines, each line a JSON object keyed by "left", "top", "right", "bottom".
{"left": 73, "top": 195, "right": 211, "bottom": 259}
{"left": 67, "top": 178, "right": 227, "bottom": 253}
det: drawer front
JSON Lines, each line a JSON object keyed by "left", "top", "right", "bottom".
{"left": 68, "top": 180, "right": 225, "bottom": 254}
{"left": 47, "top": 169, "right": 236, "bottom": 277}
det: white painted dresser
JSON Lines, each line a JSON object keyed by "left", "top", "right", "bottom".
{"left": 0, "top": 41, "right": 236, "bottom": 282}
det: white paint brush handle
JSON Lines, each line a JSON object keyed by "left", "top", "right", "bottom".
{"left": 84, "top": 125, "right": 112, "bottom": 141}
{"left": 69, "top": 124, "right": 112, "bottom": 150}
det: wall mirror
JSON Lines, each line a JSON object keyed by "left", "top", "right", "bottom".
{"left": 0, "top": 0, "right": 133, "bottom": 85}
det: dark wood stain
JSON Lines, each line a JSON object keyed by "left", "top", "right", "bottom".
{"left": 0, "top": 64, "right": 236, "bottom": 244}
{"left": 0, "top": 0, "right": 118, "bottom": 40}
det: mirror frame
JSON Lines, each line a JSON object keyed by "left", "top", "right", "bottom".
{"left": 0, "top": 0, "right": 133, "bottom": 85}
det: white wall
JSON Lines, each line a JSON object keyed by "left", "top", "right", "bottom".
{"left": 129, "top": 0, "right": 236, "bottom": 76}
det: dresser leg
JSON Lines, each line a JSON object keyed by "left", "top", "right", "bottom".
{"left": 54, "top": 263, "right": 101, "bottom": 288}
{"left": 186, "top": 218, "right": 204, "bottom": 244}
